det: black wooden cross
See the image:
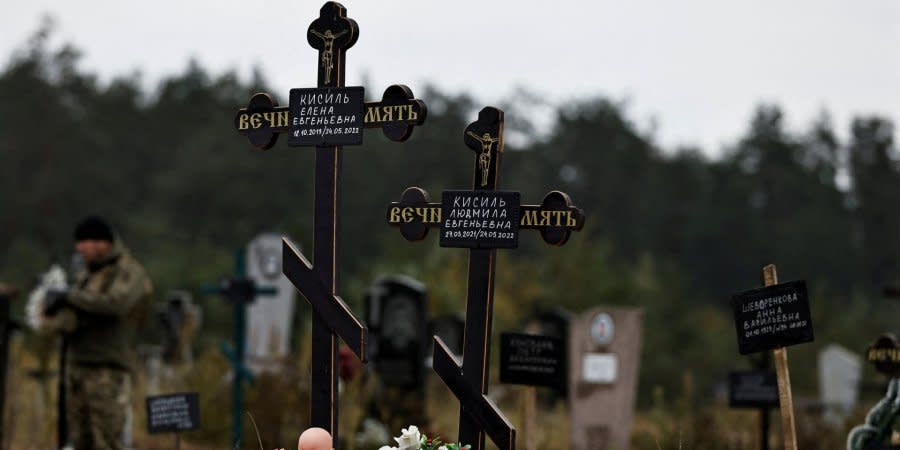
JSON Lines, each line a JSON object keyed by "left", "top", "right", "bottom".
{"left": 385, "top": 107, "right": 585, "bottom": 450}
{"left": 231, "top": 2, "right": 427, "bottom": 442}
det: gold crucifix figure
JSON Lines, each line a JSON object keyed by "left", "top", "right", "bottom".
{"left": 467, "top": 131, "right": 501, "bottom": 187}
{"left": 309, "top": 28, "right": 349, "bottom": 84}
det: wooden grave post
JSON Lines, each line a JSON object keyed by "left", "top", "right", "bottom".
{"left": 0, "top": 285, "right": 18, "bottom": 450}
{"left": 385, "top": 107, "right": 585, "bottom": 450}
{"left": 731, "top": 264, "right": 815, "bottom": 450}
{"left": 231, "top": 2, "right": 427, "bottom": 443}
{"left": 203, "top": 249, "right": 277, "bottom": 448}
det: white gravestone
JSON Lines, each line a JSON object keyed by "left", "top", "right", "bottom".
{"left": 246, "top": 232, "right": 297, "bottom": 373}
{"left": 818, "top": 344, "right": 861, "bottom": 427}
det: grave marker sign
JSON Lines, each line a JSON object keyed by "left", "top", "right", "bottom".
{"left": 385, "top": 107, "right": 585, "bottom": 450}
{"left": 146, "top": 392, "right": 200, "bottom": 434}
{"left": 365, "top": 276, "right": 428, "bottom": 388}
{"left": 729, "top": 371, "right": 780, "bottom": 409}
{"left": 730, "top": 265, "right": 814, "bottom": 450}
{"left": 731, "top": 279, "right": 814, "bottom": 355}
{"left": 231, "top": 2, "right": 428, "bottom": 443}
{"left": 499, "top": 332, "right": 566, "bottom": 390}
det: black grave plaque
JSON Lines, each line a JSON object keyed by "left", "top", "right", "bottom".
{"left": 440, "top": 190, "right": 520, "bottom": 249}
{"left": 288, "top": 86, "right": 365, "bottom": 147}
{"left": 365, "top": 276, "right": 427, "bottom": 388}
{"left": 731, "top": 280, "right": 814, "bottom": 355}
{"left": 728, "top": 371, "right": 779, "bottom": 409}
{"left": 146, "top": 392, "right": 200, "bottom": 434}
{"left": 499, "top": 332, "right": 566, "bottom": 390}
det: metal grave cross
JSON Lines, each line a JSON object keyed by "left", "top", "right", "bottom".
{"left": 385, "top": 107, "right": 585, "bottom": 450}
{"left": 230, "top": 1, "right": 427, "bottom": 443}
{"left": 202, "top": 249, "right": 277, "bottom": 448}
{"left": 847, "top": 333, "right": 900, "bottom": 450}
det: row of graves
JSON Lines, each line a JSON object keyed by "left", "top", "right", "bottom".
{"left": 0, "top": 2, "right": 897, "bottom": 450}
{"left": 232, "top": 3, "right": 900, "bottom": 450}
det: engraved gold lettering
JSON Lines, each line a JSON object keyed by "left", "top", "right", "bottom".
{"left": 381, "top": 106, "right": 394, "bottom": 122}
{"left": 566, "top": 211, "right": 577, "bottom": 227}
{"left": 238, "top": 113, "right": 250, "bottom": 130}
{"left": 409, "top": 106, "right": 418, "bottom": 121}
{"left": 365, "top": 106, "right": 381, "bottom": 123}
{"left": 277, "top": 111, "right": 289, "bottom": 128}
{"left": 522, "top": 210, "right": 538, "bottom": 227}
{"left": 401, "top": 208, "right": 414, "bottom": 223}
{"left": 250, "top": 113, "right": 262, "bottom": 129}
{"left": 552, "top": 210, "right": 565, "bottom": 226}
{"left": 389, "top": 207, "right": 401, "bottom": 223}
{"left": 540, "top": 211, "right": 551, "bottom": 227}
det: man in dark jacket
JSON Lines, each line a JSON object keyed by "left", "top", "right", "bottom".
{"left": 44, "top": 216, "right": 152, "bottom": 450}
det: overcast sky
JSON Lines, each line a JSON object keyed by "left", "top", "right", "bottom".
{"left": 2, "top": 0, "right": 898, "bottom": 155}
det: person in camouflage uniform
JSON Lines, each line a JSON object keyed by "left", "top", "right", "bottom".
{"left": 43, "top": 216, "right": 152, "bottom": 450}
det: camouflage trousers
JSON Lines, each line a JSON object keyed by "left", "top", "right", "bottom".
{"left": 66, "top": 365, "right": 132, "bottom": 450}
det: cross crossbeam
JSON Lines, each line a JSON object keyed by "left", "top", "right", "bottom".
{"left": 386, "top": 188, "right": 585, "bottom": 245}
{"left": 282, "top": 239, "right": 366, "bottom": 359}
{"left": 234, "top": 85, "right": 426, "bottom": 150}
{"left": 433, "top": 338, "right": 515, "bottom": 450}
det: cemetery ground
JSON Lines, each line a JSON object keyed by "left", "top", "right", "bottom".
{"left": 0, "top": 334, "right": 878, "bottom": 450}
{"left": 1, "top": 247, "right": 894, "bottom": 450}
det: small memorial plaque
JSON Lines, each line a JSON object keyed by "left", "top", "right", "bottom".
{"left": 581, "top": 353, "right": 618, "bottom": 384}
{"left": 146, "top": 392, "right": 200, "bottom": 434}
{"left": 728, "top": 371, "right": 779, "bottom": 408}
{"left": 288, "top": 86, "right": 365, "bottom": 147}
{"left": 499, "top": 332, "right": 566, "bottom": 389}
{"left": 731, "top": 280, "right": 814, "bottom": 355}
{"left": 440, "top": 190, "right": 520, "bottom": 249}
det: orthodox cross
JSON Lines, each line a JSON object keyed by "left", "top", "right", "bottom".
{"left": 385, "top": 107, "right": 585, "bottom": 450}
{"left": 231, "top": 2, "right": 427, "bottom": 443}
{"left": 203, "top": 249, "right": 277, "bottom": 448}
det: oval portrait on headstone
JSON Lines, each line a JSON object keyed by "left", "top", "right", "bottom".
{"left": 253, "top": 241, "right": 282, "bottom": 280}
{"left": 590, "top": 312, "right": 615, "bottom": 347}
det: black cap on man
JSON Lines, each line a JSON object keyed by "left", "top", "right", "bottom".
{"left": 73, "top": 215, "right": 114, "bottom": 243}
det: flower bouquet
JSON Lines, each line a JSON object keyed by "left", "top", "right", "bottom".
{"left": 378, "top": 426, "right": 470, "bottom": 450}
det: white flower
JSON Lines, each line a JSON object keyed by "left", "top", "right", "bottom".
{"left": 394, "top": 425, "right": 422, "bottom": 450}
{"left": 378, "top": 447, "right": 398, "bottom": 450}
{"left": 438, "top": 446, "right": 449, "bottom": 450}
